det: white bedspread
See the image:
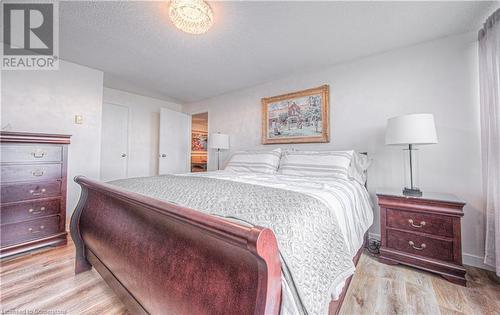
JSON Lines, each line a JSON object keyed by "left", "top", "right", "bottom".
{"left": 187, "top": 171, "right": 374, "bottom": 314}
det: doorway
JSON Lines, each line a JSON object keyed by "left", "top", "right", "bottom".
{"left": 191, "top": 112, "right": 208, "bottom": 172}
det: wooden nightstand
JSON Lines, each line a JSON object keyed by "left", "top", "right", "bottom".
{"left": 377, "top": 189, "right": 467, "bottom": 286}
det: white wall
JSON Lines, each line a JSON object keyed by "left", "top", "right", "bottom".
{"left": 1, "top": 60, "right": 104, "bottom": 216}
{"left": 102, "top": 88, "right": 183, "bottom": 178}
{"left": 184, "top": 32, "right": 487, "bottom": 269}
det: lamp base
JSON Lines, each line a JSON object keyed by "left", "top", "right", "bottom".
{"left": 403, "top": 187, "right": 423, "bottom": 197}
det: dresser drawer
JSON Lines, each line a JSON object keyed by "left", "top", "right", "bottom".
{"left": 1, "top": 181, "right": 62, "bottom": 203}
{"left": 1, "top": 215, "right": 61, "bottom": 247}
{"left": 387, "top": 229, "right": 453, "bottom": 262}
{"left": 1, "top": 163, "right": 62, "bottom": 183}
{"left": 386, "top": 208, "right": 454, "bottom": 238}
{"left": 0, "top": 199, "right": 61, "bottom": 225}
{"left": 1, "top": 144, "right": 63, "bottom": 163}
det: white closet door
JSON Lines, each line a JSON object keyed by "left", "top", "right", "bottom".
{"left": 159, "top": 108, "right": 190, "bottom": 174}
{"left": 100, "top": 103, "right": 129, "bottom": 181}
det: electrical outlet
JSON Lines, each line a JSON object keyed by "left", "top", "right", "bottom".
{"left": 74, "top": 115, "right": 83, "bottom": 124}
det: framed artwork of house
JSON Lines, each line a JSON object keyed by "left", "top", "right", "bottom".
{"left": 191, "top": 130, "right": 208, "bottom": 153}
{"left": 261, "top": 85, "right": 330, "bottom": 144}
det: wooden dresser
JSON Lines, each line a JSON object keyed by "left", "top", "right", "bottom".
{"left": 1, "top": 132, "right": 70, "bottom": 258}
{"left": 377, "top": 190, "right": 466, "bottom": 286}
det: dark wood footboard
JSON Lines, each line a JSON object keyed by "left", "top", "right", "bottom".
{"left": 70, "top": 176, "right": 282, "bottom": 315}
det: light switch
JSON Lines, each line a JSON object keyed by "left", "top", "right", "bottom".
{"left": 74, "top": 115, "right": 83, "bottom": 124}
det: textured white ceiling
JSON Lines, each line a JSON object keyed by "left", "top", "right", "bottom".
{"left": 59, "top": 1, "right": 497, "bottom": 103}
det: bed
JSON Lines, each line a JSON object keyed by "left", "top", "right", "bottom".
{"left": 70, "top": 151, "right": 373, "bottom": 315}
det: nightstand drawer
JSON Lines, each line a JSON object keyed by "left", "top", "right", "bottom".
{"left": 0, "top": 199, "right": 61, "bottom": 225}
{"left": 387, "top": 229, "right": 453, "bottom": 262}
{"left": 0, "top": 215, "right": 61, "bottom": 247}
{"left": 1, "top": 163, "right": 62, "bottom": 183}
{"left": 1, "top": 180, "right": 62, "bottom": 203}
{"left": 386, "top": 208, "right": 454, "bottom": 238}
{"left": 1, "top": 144, "right": 63, "bottom": 163}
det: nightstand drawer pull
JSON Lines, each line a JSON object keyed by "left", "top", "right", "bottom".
{"left": 28, "top": 206, "right": 46, "bottom": 215}
{"left": 29, "top": 188, "right": 46, "bottom": 196}
{"left": 32, "top": 151, "right": 45, "bottom": 158}
{"left": 408, "top": 240, "right": 426, "bottom": 250}
{"left": 28, "top": 225, "right": 45, "bottom": 234}
{"left": 408, "top": 219, "right": 426, "bottom": 228}
{"left": 31, "top": 169, "right": 45, "bottom": 177}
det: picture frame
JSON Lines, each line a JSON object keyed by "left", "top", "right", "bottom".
{"left": 261, "top": 85, "right": 330, "bottom": 144}
{"left": 191, "top": 130, "right": 208, "bottom": 154}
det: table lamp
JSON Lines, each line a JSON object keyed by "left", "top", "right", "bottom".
{"left": 210, "top": 133, "right": 229, "bottom": 170}
{"left": 385, "top": 113, "right": 438, "bottom": 196}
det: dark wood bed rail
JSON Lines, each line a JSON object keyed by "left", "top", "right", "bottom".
{"left": 70, "top": 176, "right": 282, "bottom": 315}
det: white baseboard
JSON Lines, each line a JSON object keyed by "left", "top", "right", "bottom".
{"left": 462, "top": 253, "right": 495, "bottom": 271}
{"left": 366, "top": 232, "right": 495, "bottom": 272}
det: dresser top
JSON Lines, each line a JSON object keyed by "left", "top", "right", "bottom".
{"left": 0, "top": 131, "right": 71, "bottom": 144}
{"left": 376, "top": 188, "right": 465, "bottom": 205}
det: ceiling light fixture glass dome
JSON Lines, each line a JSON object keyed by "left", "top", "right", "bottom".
{"left": 169, "top": 0, "right": 213, "bottom": 35}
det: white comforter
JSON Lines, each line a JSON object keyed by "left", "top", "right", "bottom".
{"left": 188, "top": 171, "right": 374, "bottom": 314}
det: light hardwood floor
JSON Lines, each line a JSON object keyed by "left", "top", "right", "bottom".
{"left": 1, "top": 240, "right": 499, "bottom": 315}
{"left": 341, "top": 254, "right": 500, "bottom": 315}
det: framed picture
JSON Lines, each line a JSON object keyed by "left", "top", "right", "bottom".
{"left": 261, "top": 85, "right": 330, "bottom": 144}
{"left": 191, "top": 130, "right": 208, "bottom": 153}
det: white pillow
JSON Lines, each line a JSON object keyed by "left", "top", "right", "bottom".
{"left": 225, "top": 148, "right": 282, "bottom": 174}
{"left": 278, "top": 150, "right": 353, "bottom": 179}
{"left": 348, "top": 152, "right": 371, "bottom": 185}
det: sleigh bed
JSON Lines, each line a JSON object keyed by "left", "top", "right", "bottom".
{"left": 70, "top": 169, "right": 373, "bottom": 315}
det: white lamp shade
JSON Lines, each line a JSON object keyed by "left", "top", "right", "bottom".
{"left": 385, "top": 113, "right": 438, "bottom": 145}
{"left": 210, "top": 133, "right": 229, "bottom": 150}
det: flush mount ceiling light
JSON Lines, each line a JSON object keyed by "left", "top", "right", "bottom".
{"left": 169, "top": 0, "right": 213, "bottom": 34}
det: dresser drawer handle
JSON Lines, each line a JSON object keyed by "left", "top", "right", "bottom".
{"left": 32, "top": 151, "right": 45, "bottom": 158}
{"left": 408, "top": 219, "right": 426, "bottom": 228}
{"left": 31, "top": 170, "right": 45, "bottom": 177}
{"left": 28, "top": 206, "right": 46, "bottom": 215}
{"left": 29, "top": 188, "right": 46, "bottom": 196}
{"left": 28, "top": 225, "right": 45, "bottom": 234}
{"left": 408, "top": 241, "right": 426, "bottom": 250}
